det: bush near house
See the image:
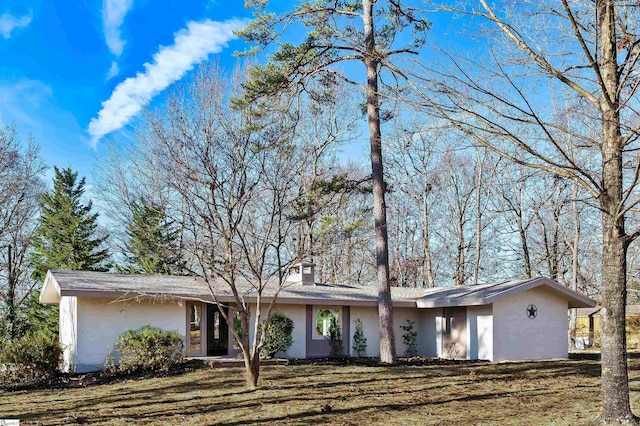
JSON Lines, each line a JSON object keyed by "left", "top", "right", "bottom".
{"left": 400, "top": 319, "right": 418, "bottom": 357}
{"left": 262, "top": 311, "right": 294, "bottom": 359}
{"left": 0, "top": 332, "right": 63, "bottom": 385}
{"left": 105, "top": 325, "right": 184, "bottom": 374}
{"left": 328, "top": 316, "right": 343, "bottom": 357}
{"left": 352, "top": 318, "right": 367, "bottom": 357}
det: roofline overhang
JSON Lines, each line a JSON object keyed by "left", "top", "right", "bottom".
{"left": 415, "top": 277, "right": 596, "bottom": 309}
{"left": 39, "top": 270, "right": 62, "bottom": 304}
{"left": 52, "top": 288, "right": 416, "bottom": 308}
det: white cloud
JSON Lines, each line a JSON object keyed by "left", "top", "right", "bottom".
{"left": 102, "top": 0, "right": 133, "bottom": 56}
{"left": 106, "top": 61, "right": 120, "bottom": 80}
{"left": 88, "top": 18, "right": 246, "bottom": 146}
{"left": 0, "top": 12, "right": 32, "bottom": 39}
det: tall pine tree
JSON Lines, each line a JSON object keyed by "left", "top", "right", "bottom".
{"left": 123, "top": 199, "right": 185, "bottom": 275}
{"left": 31, "top": 167, "right": 110, "bottom": 281}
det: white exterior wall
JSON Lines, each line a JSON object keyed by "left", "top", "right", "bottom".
{"left": 492, "top": 286, "right": 568, "bottom": 361}
{"left": 59, "top": 296, "right": 77, "bottom": 373}
{"left": 417, "top": 308, "right": 440, "bottom": 357}
{"left": 75, "top": 297, "right": 184, "bottom": 372}
{"left": 466, "top": 304, "right": 493, "bottom": 361}
{"left": 245, "top": 304, "right": 307, "bottom": 358}
{"left": 393, "top": 307, "right": 420, "bottom": 357}
{"left": 271, "top": 304, "right": 306, "bottom": 358}
{"left": 349, "top": 306, "right": 380, "bottom": 357}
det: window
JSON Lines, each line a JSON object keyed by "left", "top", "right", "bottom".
{"left": 314, "top": 307, "right": 340, "bottom": 339}
{"left": 189, "top": 303, "right": 202, "bottom": 352}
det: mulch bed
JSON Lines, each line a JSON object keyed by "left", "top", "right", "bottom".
{"left": 0, "top": 359, "right": 208, "bottom": 391}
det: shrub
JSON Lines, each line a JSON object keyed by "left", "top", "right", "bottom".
{"left": 328, "top": 315, "right": 343, "bottom": 357}
{"left": 0, "top": 332, "right": 63, "bottom": 384}
{"left": 352, "top": 318, "right": 367, "bottom": 357}
{"left": 400, "top": 319, "right": 418, "bottom": 357}
{"left": 105, "top": 325, "right": 184, "bottom": 373}
{"left": 262, "top": 311, "right": 294, "bottom": 358}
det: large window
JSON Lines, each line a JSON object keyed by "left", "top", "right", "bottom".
{"left": 189, "top": 303, "right": 202, "bottom": 353}
{"left": 314, "top": 307, "right": 340, "bottom": 339}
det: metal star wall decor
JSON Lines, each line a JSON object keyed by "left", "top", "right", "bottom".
{"left": 526, "top": 304, "right": 538, "bottom": 319}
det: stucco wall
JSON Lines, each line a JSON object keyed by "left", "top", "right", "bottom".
{"left": 59, "top": 296, "right": 77, "bottom": 373}
{"left": 347, "top": 306, "right": 437, "bottom": 358}
{"left": 394, "top": 307, "right": 420, "bottom": 357}
{"left": 467, "top": 304, "right": 493, "bottom": 361}
{"left": 349, "top": 306, "right": 380, "bottom": 357}
{"left": 492, "top": 286, "right": 568, "bottom": 361}
{"left": 305, "top": 305, "right": 350, "bottom": 357}
{"left": 417, "top": 308, "right": 440, "bottom": 357}
{"left": 75, "top": 297, "right": 184, "bottom": 372}
{"left": 271, "top": 304, "right": 307, "bottom": 358}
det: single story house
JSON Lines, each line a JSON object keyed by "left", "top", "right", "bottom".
{"left": 39, "top": 263, "right": 595, "bottom": 373}
{"left": 575, "top": 305, "right": 640, "bottom": 349}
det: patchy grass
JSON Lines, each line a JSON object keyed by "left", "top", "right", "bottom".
{"left": 2, "top": 358, "right": 640, "bottom": 425}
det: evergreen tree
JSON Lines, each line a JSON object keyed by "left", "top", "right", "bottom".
{"left": 31, "top": 166, "right": 110, "bottom": 281}
{"left": 124, "top": 199, "right": 185, "bottom": 275}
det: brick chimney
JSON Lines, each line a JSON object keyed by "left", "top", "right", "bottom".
{"left": 285, "top": 262, "right": 316, "bottom": 286}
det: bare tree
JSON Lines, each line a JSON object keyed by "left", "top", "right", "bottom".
{"left": 133, "top": 65, "right": 303, "bottom": 389}
{"left": 0, "top": 125, "right": 45, "bottom": 341}
{"left": 420, "top": 0, "right": 640, "bottom": 421}
{"left": 386, "top": 122, "right": 441, "bottom": 288}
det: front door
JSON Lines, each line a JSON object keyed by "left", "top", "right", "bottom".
{"left": 207, "top": 305, "right": 229, "bottom": 356}
{"left": 186, "top": 302, "right": 230, "bottom": 357}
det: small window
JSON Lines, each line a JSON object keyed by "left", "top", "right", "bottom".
{"left": 314, "top": 307, "right": 340, "bottom": 340}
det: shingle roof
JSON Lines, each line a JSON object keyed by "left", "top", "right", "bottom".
{"left": 415, "top": 277, "right": 595, "bottom": 309}
{"left": 576, "top": 305, "right": 640, "bottom": 317}
{"left": 40, "top": 270, "right": 596, "bottom": 309}
{"left": 41, "top": 270, "right": 425, "bottom": 307}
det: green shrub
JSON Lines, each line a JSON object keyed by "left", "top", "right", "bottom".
{"left": 0, "top": 332, "right": 63, "bottom": 384}
{"left": 400, "top": 319, "right": 418, "bottom": 357}
{"left": 352, "top": 318, "right": 367, "bottom": 357}
{"left": 328, "top": 315, "right": 343, "bottom": 357}
{"left": 105, "top": 325, "right": 184, "bottom": 373}
{"left": 262, "top": 311, "right": 294, "bottom": 359}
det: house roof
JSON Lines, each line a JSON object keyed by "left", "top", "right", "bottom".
{"left": 39, "top": 270, "right": 425, "bottom": 307}
{"left": 40, "top": 270, "right": 596, "bottom": 309}
{"left": 576, "top": 305, "right": 640, "bottom": 317}
{"left": 414, "top": 277, "right": 595, "bottom": 309}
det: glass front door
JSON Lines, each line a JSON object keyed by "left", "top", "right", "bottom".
{"left": 207, "top": 305, "right": 229, "bottom": 356}
{"left": 186, "top": 302, "right": 229, "bottom": 357}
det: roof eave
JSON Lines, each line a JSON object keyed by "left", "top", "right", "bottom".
{"left": 39, "top": 270, "right": 62, "bottom": 304}
{"left": 416, "top": 297, "right": 488, "bottom": 309}
{"left": 54, "top": 288, "right": 417, "bottom": 308}
{"left": 481, "top": 277, "right": 596, "bottom": 308}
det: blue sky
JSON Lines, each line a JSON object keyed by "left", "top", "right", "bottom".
{"left": 0, "top": 0, "right": 255, "bottom": 184}
{"left": 0, "top": 1, "right": 466, "bottom": 189}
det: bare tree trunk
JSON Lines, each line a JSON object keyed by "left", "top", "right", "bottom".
{"left": 517, "top": 210, "right": 532, "bottom": 279}
{"left": 550, "top": 205, "right": 561, "bottom": 281}
{"left": 598, "top": 1, "right": 634, "bottom": 421}
{"left": 569, "top": 181, "right": 580, "bottom": 350}
{"left": 363, "top": 0, "right": 395, "bottom": 363}
{"left": 422, "top": 186, "right": 435, "bottom": 288}
{"left": 455, "top": 223, "right": 466, "bottom": 286}
{"left": 6, "top": 245, "right": 16, "bottom": 340}
{"left": 473, "top": 150, "right": 484, "bottom": 285}
{"left": 241, "top": 311, "right": 260, "bottom": 389}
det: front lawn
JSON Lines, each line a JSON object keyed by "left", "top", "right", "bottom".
{"left": 2, "top": 358, "right": 640, "bottom": 425}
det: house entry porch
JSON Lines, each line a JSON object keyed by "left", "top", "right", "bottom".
{"left": 186, "top": 302, "right": 230, "bottom": 357}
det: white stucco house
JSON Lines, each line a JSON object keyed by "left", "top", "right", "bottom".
{"left": 39, "top": 263, "right": 595, "bottom": 373}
